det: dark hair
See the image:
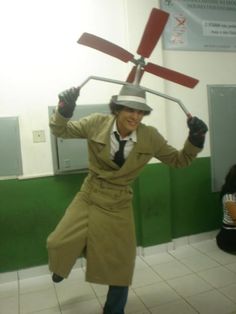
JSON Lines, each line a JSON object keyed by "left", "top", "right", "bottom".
{"left": 220, "top": 164, "right": 236, "bottom": 200}
{"left": 108, "top": 99, "right": 150, "bottom": 116}
{"left": 109, "top": 100, "right": 125, "bottom": 115}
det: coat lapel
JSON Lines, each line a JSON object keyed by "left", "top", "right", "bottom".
{"left": 89, "top": 117, "right": 152, "bottom": 172}
{"left": 118, "top": 123, "right": 153, "bottom": 172}
{"left": 90, "top": 115, "right": 120, "bottom": 169}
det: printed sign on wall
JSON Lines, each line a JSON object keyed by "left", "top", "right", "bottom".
{"left": 161, "top": 0, "right": 236, "bottom": 52}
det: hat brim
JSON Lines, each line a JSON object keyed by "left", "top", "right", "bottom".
{"left": 112, "top": 95, "right": 152, "bottom": 112}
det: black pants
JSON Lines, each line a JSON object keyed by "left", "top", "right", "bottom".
{"left": 216, "top": 228, "right": 236, "bottom": 254}
{"left": 103, "top": 286, "right": 128, "bottom": 314}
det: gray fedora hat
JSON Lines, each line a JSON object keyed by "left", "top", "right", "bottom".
{"left": 112, "top": 84, "right": 152, "bottom": 112}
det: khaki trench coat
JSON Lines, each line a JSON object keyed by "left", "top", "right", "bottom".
{"left": 47, "top": 111, "right": 201, "bottom": 286}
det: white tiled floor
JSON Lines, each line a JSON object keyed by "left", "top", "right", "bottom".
{"left": 1, "top": 239, "right": 236, "bottom": 314}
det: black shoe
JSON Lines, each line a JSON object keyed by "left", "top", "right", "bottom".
{"left": 52, "top": 273, "right": 64, "bottom": 283}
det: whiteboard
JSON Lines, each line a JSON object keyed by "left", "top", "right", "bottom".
{"left": 0, "top": 117, "right": 22, "bottom": 177}
{"left": 208, "top": 85, "right": 236, "bottom": 192}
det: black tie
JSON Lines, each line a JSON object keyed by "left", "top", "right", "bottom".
{"left": 113, "top": 132, "right": 127, "bottom": 167}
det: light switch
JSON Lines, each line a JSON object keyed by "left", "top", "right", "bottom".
{"left": 33, "top": 130, "right": 46, "bottom": 143}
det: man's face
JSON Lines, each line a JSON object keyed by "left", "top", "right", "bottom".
{"left": 116, "top": 107, "right": 145, "bottom": 138}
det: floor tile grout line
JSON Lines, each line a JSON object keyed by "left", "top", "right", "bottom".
{"left": 160, "top": 254, "right": 236, "bottom": 312}
{"left": 88, "top": 282, "right": 105, "bottom": 309}
{"left": 140, "top": 242, "right": 221, "bottom": 267}
{"left": 216, "top": 283, "right": 236, "bottom": 306}
{"left": 140, "top": 245, "right": 234, "bottom": 283}
{"left": 148, "top": 263, "right": 213, "bottom": 298}
{"left": 130, "top": 286, "right": 152, "bottom": 314}
{"left": 188, "top": 241, "right": 236, "bottom": 267}
{"left": 140, "top": 256, "right": 236, "bottom": 306}
{"left": 148, "top": 258, "right": 236, "bottom": 293}
{"left": 148, "top": 296, "right": 200, "bottom": 314}
{"left": 161, "top": 265, "right": 236, "bottom": 312}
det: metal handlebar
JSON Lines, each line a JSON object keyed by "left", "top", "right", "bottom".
{"left": 78, "top": 75, "right": 192, "bottom": 118}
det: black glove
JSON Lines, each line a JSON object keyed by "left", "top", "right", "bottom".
{"left": 187, "top": 116, "right": 208, "bottom": 148}
{"left": 58, "top": 87, "right": 80, "bottom": 118}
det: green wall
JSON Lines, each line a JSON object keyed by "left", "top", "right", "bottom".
{"left": 0, "top": 157, "right": 221, "bottom": 273}
{"left": 136, "top": 157, "right": 221, "bottom": 247}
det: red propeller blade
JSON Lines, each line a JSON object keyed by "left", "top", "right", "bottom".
{"left": 145, "top": 63, "right": 199, "bottom": 88}
{"left": 126, "top": 66, "right": 144, "bottom": 83}
{"left": 78, "top": 32, "right": 134, "bottom": 63}
{"left": 137, "top": 8, "right": 169, "bottom": 58}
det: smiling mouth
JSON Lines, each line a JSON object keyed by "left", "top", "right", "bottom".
{"left": 128, "top": 120, "right": 138, "bottom": 125}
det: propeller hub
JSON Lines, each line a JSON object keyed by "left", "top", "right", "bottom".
{"left": 132, "top": 56, "right": 146, "bottom": 68}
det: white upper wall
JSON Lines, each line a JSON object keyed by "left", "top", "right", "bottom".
{"left": 0, "top": 0, "right": 235, "bottom": 177}
{"left": 164, "top": 50, "right": 236, "bottom": 157}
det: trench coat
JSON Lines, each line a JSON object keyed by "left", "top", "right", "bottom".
{"left": 47, "top": 111, "right": 201, "bottom": 286}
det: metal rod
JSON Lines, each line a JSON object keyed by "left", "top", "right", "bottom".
{"left": 78, "top": 75, "right": 192, "bottom": 118}
{"left": 79, "top": 75, "right": 126, "bottom": 89}
{"left": 133, "top": 65, "right": 142, "bottom": 85}
{"left": 142, "top": 86, "right": 192, "bottom": 118}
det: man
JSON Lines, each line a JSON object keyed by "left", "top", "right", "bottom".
{"left": 47, "top": 84, "right": 208, "bottom": 314}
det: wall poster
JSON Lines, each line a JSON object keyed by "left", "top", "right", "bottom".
{"left": 160, "top": 0, "right": 236, "bottom": 52}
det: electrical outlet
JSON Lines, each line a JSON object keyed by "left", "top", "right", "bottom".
{"left": 33, "top": 130, "right": 46, "bottom": 143}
